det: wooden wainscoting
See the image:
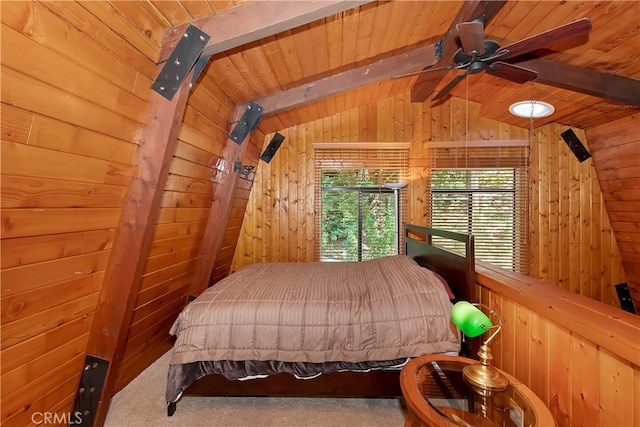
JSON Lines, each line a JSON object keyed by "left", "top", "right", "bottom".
{"left": 477, "top": 262, "right": 640, "bottom": 427}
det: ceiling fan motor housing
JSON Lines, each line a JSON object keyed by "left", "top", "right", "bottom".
{"left": 453, "top": 39, "right": 501, "bottom": 72}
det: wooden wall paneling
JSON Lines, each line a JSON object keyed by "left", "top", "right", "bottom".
{"left": 1, "top": 2, "right": 143, "bottom": 93}
{"left": 1, "top": 251, "right": 109, "bottom": 297}
{"left": 112, "top": 333, "right": 175, "bottom": 393}
{"left": 190, "top": 105, "right": 252, "bottom": 294}
{"left": 2, "top": 23, "right": 147, "bottom": 122}
{"left": 5, "top": 377, "right": 78, "bottom": 427}
{"left": 1, "top": 174, "right": 126, "bottom": 210}
{"left": 1, "top": 272, "right": 103, "bottom": 329}
{"left": 0, "top": 3, "right": 196, "bottom": 423}
{"left": 298, "top": 127, "right": 310, "bottom": 261}
{"left": 139, "top": 259, "right": 198, "bottom": 295}
{"left": 2, "top": 67, "right": 141, "bottom": 143}
{"left": 477, "top": 264, "right": 640, "bottom": 427}
{"left": 570, "top": 335, "right": 599, "bottom": 426}
{"left": 548, "top": 123, "right": 560, "bottom": 284}
{"left": 143, "top": 245, "right": 202, "bottom": 275}
{"left": 546, "top": 323, "right": 574, "bottom": 425}
{"left": 0, "top": 229, "right": 114, "bottom": 269}
{"left": 38, "top": 1, "right": 156, "bottom": 79}
{"left": 1, "top": 140, "right": 131, "bottom": 188}
{"left": 513, "top": 303, "right": 531, "bottom": 384}
{"left": 528, "top": 122, "right": 627, "bottom": 307}
{"left": 597, "top": 349, "right": 635, "bottom": 426}
{"left": 0, "top": 293, "right": 98, "bottom": 351}
{"left": 1, "top": 334, "right": 88, "bottom": 397}
{"left": 528, "top": 306, "right": 549, "bottom": 404}
{"left": 499, "top": 298, "right": 516, "bottom": 376}
{"left": 1, "top": 207, "right": 120, "bottom": 240}
{"left": 568, "top": 132, "right": 582, "bottom": 296}
{"left": 136, "top": 272, "right": 192, "bottom": 308}
{"left": 11, "top": 107, "right": 136, "bottom": 164}
{"left": 1, "top": 352, "right": 85, "bottom": 425}
{"left": 77, "top": 1, "right": 161, "bottom": 62}
{"left": 0, "top": 312, "right": 93, "bottom": 375}
{"left": 558, "top": 127, "right": 571, "bottom": 292}
{"left": 535, "top": 125, "right": 551, "bottom": 283}
{"left": 587, "top": 114, "right": 640, "bottom": 307}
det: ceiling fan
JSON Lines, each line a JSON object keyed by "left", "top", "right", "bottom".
{"left": 393, "top": 17, "right": 592, "bottom": 101}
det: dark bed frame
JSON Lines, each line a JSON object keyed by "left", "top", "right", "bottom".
{"left": 167, "top": 225, "right": 475, "bottom": 416}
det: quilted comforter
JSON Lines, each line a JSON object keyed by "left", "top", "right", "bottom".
{"left": 169, "top": 255, "right": 459, "bottom": 366}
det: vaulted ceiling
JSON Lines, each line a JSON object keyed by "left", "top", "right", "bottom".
{"left": 127, "top": 0, "right": 640, "bottom": 134}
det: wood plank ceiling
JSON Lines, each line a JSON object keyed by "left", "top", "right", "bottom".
{"left": 121, "top": 0, "right": 640, "bottom": 134}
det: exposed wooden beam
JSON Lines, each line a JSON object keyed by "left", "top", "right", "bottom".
{"left": 85, "top": 67, "right": 194, "bottom": 427}
{"left": 410, "top": 0, "right": 507, "bottom": 102}
{"left": 158, "top": 0, "right": 373, "bottom": 63}
{"left": 515, "top": 58, "right": 640, "bottom": 107}
{"left": 190, "top": 106, "right": 255, "bottom": 296}
{"left": 256, "top": 44, "right": 438, "bottom": 116}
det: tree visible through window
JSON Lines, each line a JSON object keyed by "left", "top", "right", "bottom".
{"left": 314, "top": 144, "right": 409, "bottom": 262}
{"left": 431, "top": 168, "right": 525, "bottom": 272}
{"left": 321, "top": 170, "right": 396, "bottom": 261}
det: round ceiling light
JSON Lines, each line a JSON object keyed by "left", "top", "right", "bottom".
{"left": 509, "top": 100, "right": 555, "bottom": 118}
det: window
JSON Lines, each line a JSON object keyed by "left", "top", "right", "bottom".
{"left": 429, "top": 143, "right": 529, "bottom": 273}
{"left": 314, "top": 144, "right": 409, "bottom": 262}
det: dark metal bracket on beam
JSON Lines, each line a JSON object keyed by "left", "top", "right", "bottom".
{"left": 229, "top": 102, "right": 263, "bottom": 145}
{"left": 434, "top": 40, "right": 443, "bottom": 60}
{"left": 72, "top": 355, "right": 110, "bottom": 427}
{"left": 152, "top": 25, "right": 211, "bottom": 101}
{"left": 191, "top": 55, "right": 212, "bottom": 88}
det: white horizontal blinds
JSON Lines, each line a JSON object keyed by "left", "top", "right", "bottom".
{"left": 429, "top": 143, "right": 530, "bottom": 273}
{"left": 314, "top": 144, "right": 409, "bottom": 262}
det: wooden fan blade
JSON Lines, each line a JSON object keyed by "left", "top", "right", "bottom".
{"left": 433, "top": 73, "right": 468, "bottom": 101}
{"left": 496, "top": 17, "right": 592, "bottom": 59}
{"left": 486, "top": 62, "right": 537, "bottom": 83}
{"left": 457, "top": 21, "right": 485, "bottom": 55}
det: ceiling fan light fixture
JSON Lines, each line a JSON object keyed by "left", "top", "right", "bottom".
{"left": 509, "top": 100, "right": 555, "bottom": 118}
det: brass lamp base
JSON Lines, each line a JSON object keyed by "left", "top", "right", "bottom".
{"left": 462, "top": 363, "right": 509, "bottom": 391}
{"left": 462, "top": 343, "right": 509, "bottom": 391}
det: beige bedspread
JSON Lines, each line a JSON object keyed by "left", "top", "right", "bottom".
{"left": 169, "top": 255, "right": 459, "bottom": 365}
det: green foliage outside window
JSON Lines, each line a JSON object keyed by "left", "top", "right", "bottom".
{"left": 431, "top": 168, "right": 520, "bottom": 271}
{"left": 320, "top": 170, "right": 397, "bottom": 262}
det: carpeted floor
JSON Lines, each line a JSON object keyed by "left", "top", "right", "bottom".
{"left": 105, "top": 350, "right": 408, "bottom": 427}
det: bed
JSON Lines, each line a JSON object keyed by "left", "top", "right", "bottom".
{"left": 166, "top": 225, "right": 475, "bottom": 416}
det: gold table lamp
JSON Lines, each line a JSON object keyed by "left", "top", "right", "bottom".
{"left": 451, "top": 301, "right": 508, "bottom": 391}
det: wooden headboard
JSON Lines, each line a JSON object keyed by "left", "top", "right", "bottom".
{"left": 404, "top": 224, "right": 476, "bottom": 303}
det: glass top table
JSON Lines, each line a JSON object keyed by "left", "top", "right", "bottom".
{"left": 400, "top": 355, "right": 556, "bottom": 427}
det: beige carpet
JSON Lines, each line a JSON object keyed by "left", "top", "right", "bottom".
{"left": 105, "top": 350, "right": 408, "bottom": 427}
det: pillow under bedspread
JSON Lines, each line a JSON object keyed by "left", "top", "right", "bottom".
{"left": 169, "top": 255, "right": 459, "bottom": 365}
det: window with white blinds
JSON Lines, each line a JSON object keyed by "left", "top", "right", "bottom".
{"left": 429, "top": 143, "right": 530, "bottom": 273}
{"left": 314, "top": 143, "right": 410, "bottom": 262}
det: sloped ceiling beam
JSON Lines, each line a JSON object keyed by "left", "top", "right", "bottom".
{"left": 256, "top": 43, "right": 439, "bottom": 116}
{"left": 410, "top": 0, "right": 507, "bottom": 102}
{"left": 87, "top": 66, "right": 194, "bottom": 427}
{"left": 158, "top": 0, "right": 373, "bottom": 63}
{"left": 515, "top": 58, "right": 640, "bottom": 107}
